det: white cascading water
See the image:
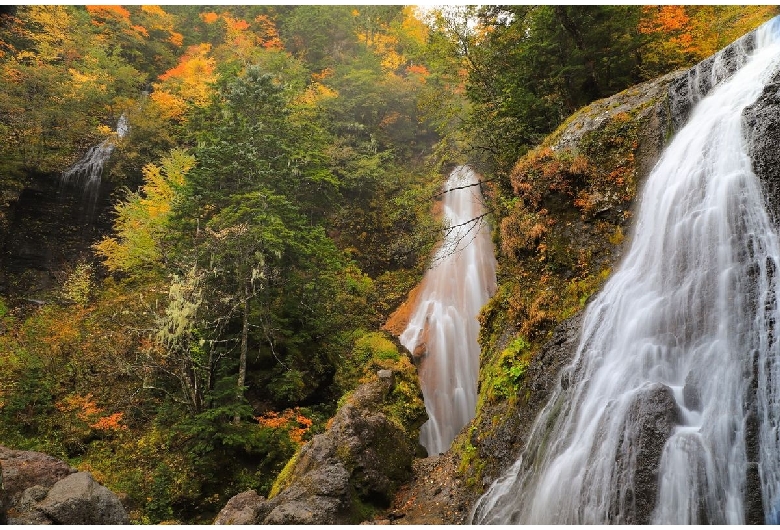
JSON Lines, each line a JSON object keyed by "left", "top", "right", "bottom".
{"left": 400, "top": 165, "right": 497, "bottom": 456}
{"left": 472, "top": 17, "right": 780, "bottom": 524}
{"left": 61, "top": 113, "right": 128, "bottom": 199}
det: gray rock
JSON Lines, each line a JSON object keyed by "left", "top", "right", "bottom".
{"left": 0, "top": 448, "right": 128, "bottom": 525}
{"left": 377, "top": 369, "right": 394, "bottom": 385}
{"left": 669, "top": 29, "right": 757, "bottom": 131}
{"left": 264, "top": 495, "right": 344, "bottom": 525}
{"left": 744, "top": 71, "right": 780, "bottom": 223}
{"left": 213, "top": 490, "right": 266, "bottom": 525}
{"left": 37, "top": 471, "right": 129, "bottom": 525}
{"left": 17, "top": 485, "right": 49, "bottom": 510}
{"left": 608, "top": 383, "right": 681, "bottom": 524}
{"left": 8, "top": 485, "right": 51, "bottom": 525}
{"left": 0, "top": 446, "right": 74, "bottom": 508}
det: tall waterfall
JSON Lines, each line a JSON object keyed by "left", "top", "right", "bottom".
{"left": 472, "top": 17, "right": 780, "bottom": 524}
{"left": 61, "top": 113, "right": 128, "bottom": 200}
{"left": 399, "top": 166, "right": 497, "bottom": 456}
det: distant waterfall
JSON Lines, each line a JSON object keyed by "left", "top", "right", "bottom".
{"left": 399, "top": 166, "right": 497, "bottom": 456}
{"left": 472, "top": 17, "right": 780, "bottom": 524}
{"left": 61, "top": 113, "right": 128, "bottom": 201}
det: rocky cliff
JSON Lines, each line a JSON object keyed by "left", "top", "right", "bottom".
{"left": 0, "top": 171, "right": 115, "bottom": 298}
{"left": 207, "top": 24, "right": 780, "bottom": 525}
{"left": 382, "top": 23, "right": 780, "bottom": 525}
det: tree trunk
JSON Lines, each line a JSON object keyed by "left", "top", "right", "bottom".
{"left": 234, "top": 286, "right": 249, "bottom": 423}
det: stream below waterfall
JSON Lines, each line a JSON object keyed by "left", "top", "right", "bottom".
{"left": 472, "top": 16, "right": 780, "bottom": 525}
{"left": 399, "top": 165, "right": 497, "bottom": 456}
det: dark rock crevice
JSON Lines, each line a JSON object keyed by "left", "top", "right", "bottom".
{"left": 0, "top": 171, "right": 115, "bottom": 298}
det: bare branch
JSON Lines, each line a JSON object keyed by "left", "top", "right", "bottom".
{"left": 431, "top": 178, "right": 497, "bottom": 199}
{"left": 429, "top": 210, "right": 493, "bottom": 268}
{"left": 440, "top": 211, "right": 492, "bottom": 234}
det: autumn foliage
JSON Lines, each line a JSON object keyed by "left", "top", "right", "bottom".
{"left": 637, "top": 5, "right": 779, "bottom": 77}
{"left": 157, "top": 43, "right": 216, "bottom": 106}
{"left": 56, "top": 393, "right": 127, "bottom": 431}
{"left": 257, "top": 408, "right": 314, "bottom": 445}
{"left": 86, "top": 5, "right": 132, "bottom": 24}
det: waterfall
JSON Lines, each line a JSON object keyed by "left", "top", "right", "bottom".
{"left": 399, "top": 165, "right": 497, "bottom": 456}
{"left": 61, "top": 113, "right": 128, "bottom": 201}
{"left": 472, "top": 17, "right": 780, "bottom": 524}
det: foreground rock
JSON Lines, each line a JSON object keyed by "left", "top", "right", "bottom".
{"left": 384, "top": 452, "right": 471, "bottom": 524}
{"left": 215, "top": 370, "right": 425, "bottom": 525}
{"left": 0, "top": 446, "right": 129, "bottom": 524}
{"left": 38, "top": 471, "right": 129, "bottom": 524}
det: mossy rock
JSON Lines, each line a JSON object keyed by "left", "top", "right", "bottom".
{"left": 217, "top": 370, "right": 425, "bottom": 525}
{"left": 460, "top": 69, "right": 686, "bottom": 497}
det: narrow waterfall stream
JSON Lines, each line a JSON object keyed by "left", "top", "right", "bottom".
{"left": 61, "top": 113, "right": 128, "bottom": 203}
{"left": 472, "top": 17, "right": 780, "bottom": 525}
{"left": 399, "top": 166, "right": 497, "bottom": 456}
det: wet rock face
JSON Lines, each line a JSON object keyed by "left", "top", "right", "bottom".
{"left": 609, "top": 383, "right": 681, "bottom": 524}
{"left": 0, "top": 172, "right": 115, "bottom": 297}
{"left": 215, "top": 373, "right": 419, "bottom": 525}
{"left": 668, "top": 30, "right": 757, "bottom": 131}
{"left": 742, "top": 44, "right": 780, "bottom": 529}
{"left": 476, "top": 313, "right": 585, "bottom": 487}
{"left": 744, "top": 69, "right": 780, "bottom": 223}
{"left": 0, "top": 446, "right": 128, "bottom": 525}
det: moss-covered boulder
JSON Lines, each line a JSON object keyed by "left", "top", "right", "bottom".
{"left": 215, "top": 364, "right": 426, "bottom": 525}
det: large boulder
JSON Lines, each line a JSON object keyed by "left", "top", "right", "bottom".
{"left": 0, "top": 446, "right": 128, "bottom": 525}
{"left": 0, "top": 446, "right": 75, "bottom": 510}
{"left": 37, "top": 471, "right": 129, "bottom": 525}
{"left": 215, "top": 371, "right": 423, "bottom": 524}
